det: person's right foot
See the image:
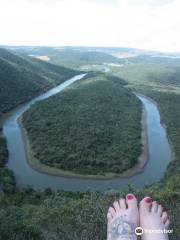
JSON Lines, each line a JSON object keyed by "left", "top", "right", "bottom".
{"left": 139, "top": 197, "right": 170, "bottom": 240}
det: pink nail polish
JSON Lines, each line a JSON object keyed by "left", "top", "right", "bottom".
{"left": 144, "top": 197, "right": 152, "bottom": 203}
{"left": 127, "top": 194, "right": 134, "bottom": 200}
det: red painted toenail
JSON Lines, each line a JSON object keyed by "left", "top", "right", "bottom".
{"left": 144, "top": 197, "right": 152, "bottom": 203}
{"left": 157, "top": 202, "right": 164, "bottom": 208}
{"left": 127, "top": 194, "right": 134, "bottom": 200}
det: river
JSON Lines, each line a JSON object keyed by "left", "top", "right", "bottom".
{"left": 2, "top": 74, "right": 172, "bottom": 191}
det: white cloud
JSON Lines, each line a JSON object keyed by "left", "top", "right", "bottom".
{"left": 0, "top": 0, "right": 179, "bottom": 52}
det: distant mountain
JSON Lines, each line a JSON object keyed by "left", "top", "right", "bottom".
{"left": 125, "top": 55, "right": 180, "bottom": 65}
{"left": 0, "top": 48, "right": 80, "bottom": 117}
{"left": 2, "top": 45, "right": 138, "bottom": 56}
{"left": 1, "top": 46, "right": 124, "bottom": 68}
{"left": 4, "top": 46, "right": 180, "bottom": 68}
{"left": 2, "top": 45, "right": 155, "bottom": 57}
{"left": 48, "top": 49, "right": 122, "bottom": 67}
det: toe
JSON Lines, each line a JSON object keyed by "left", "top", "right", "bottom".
{"left": 113, "top": 201, "right": 120, "bottom": 212}
{"left": 126, "top": 193, "right": 138, "bottom": 209}
{"left": 108, "top": 207, "right": 116, "bottom": 217}
{"left": 157, "top": 203, "right": 163, "bottom": 216}
{"left": 139, "top": 196, "right": 152, "bottom": 212}
{"left": 162, "top": 211, "right": 168, "bottom": 223}
{"left": 107, "top": 212, "right": 113, "bottom": 223}
{"left": 119, "top": 198, "right": 126, "bottom": 209}
{"left": 164, "top": 219, "right": 170, "bottom": 229}
{"left": 151, "top": 201, "right": 158, "bottom": 213}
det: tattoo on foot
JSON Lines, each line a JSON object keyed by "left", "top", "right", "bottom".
{"left": 108, "top": 215, "right": 136, "bottom": 240}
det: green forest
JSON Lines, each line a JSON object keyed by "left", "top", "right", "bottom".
{"left": 22, "top": 73, "right": 142, "bottom": 176}
{"left": 10, "top": 47, "right": 123, "bottom": 69}
{"left": 0, "top": 48, "right": 80, "bottom": 118}
{"left": 0, "top": 48, "right": 180, "bottom": 239}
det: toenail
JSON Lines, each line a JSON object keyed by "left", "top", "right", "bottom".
{"left": 127, "top": 194, "right": 134, "bottom": 200}
{"left": 144, "top": 197, "right": 152, "bottom": 203}
{"left": 158, "top": 202, "right": 164, "bottom": 208}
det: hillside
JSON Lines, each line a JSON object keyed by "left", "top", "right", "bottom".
{"left": 0, "top": 48, "right": 80, "bottom": 117}
{"left": 5, "top": 46, "right": 180, "bottom": 68}
{"left": 48, "top": 49, "right": 122, "bottom": 68}
{"left": 22, "top": 74, "right": 142, "bottom": 176}
{"left": 126, "top": 55, "right": 180, "bottom": 65}
{"left": 4, "top": 47, "right": 123, "bottom": 68}
{"left": 111, "top": 64, "right": 180, "bottom": 90}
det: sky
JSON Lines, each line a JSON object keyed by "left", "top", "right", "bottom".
{"left": 0, "top": 0, "right": 180, "bottom": 52}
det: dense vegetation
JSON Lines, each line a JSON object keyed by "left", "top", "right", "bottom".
{"left": 126, "top": 55, "right": 180, "bottom": 65}
{"left": 0, "top": 50, "right": 180, "bottom": 239}
{"left": 0, "top": 150, "right": 179, "bottom": 240}
{"left": 0, "top": 48, "right": 80, "bottom": 118}
{"left": 111, "top": 64, "right": 180, "bottom": 89}
{"left": 0, "top": 129, "right": 15, "bottom": 193}
{"left": 112, "top": 64, "right": 180, "bottom": 178}
{"left": 48, "top": 50, "right": 122, "bottom": 68}
{"left": 22, "top": 74, "right": 142, "bottom": 175}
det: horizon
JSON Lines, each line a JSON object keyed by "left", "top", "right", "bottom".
{"left": 1, "top": 44, "right": 180, "bottom": 54}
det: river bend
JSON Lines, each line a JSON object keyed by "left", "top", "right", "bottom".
{"left": 2, "top": 74, "right": 172, "bottom": 191}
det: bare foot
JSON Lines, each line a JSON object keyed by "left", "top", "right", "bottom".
{"left": 107, "top": 193, "right": 139, "bottom": 240}
{"left": 139, "top": 197, "right": 170, "bottom": 240}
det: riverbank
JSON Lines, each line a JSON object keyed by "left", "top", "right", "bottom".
{"left": 18, "top": 98, "right": 148, "bottom": 180}
{"left": 137, "top": 93, "right": 175, "bottom": 164}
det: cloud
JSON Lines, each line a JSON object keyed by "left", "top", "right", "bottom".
{"left": 84, "top": 0, "right": 176, "bottom": 7}
{"left": 85, "top": 0, "right": 120, "bottom": 5}
{"left": 124, "top": 0, "right": 176, "bottom": 7}
{"left": 0, "top": 0, "right": 179, "bottom": 52}
{"left": 10, "top": 0, "right": 176, "bottom": 7}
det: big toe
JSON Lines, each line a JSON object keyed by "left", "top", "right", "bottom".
{"left": 107, "top": 212, "right": 113, "bottom": 224}
{"left": 126, "top": 193, "right": 138, "bottom": 210}
{"left": 139, "top": 196, "right": 152, "bottom": 213}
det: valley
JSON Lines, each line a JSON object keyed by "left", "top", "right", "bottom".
{"left": 0, "top": 46, "right": 180, "bottom": 239}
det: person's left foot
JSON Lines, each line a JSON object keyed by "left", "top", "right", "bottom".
{"left": 107, "top": 193, "right": 139, "bottom": 240}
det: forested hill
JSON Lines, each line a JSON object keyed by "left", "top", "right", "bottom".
{"left": 6, "top": 47, "right": 122, "bottom": 68}
{"left": 22, "top": 74, "right": 142, "bottom": 176}
{"left": 0, "top": 48, "right": 80, "bottom": 118}
{"left": 49, "top": 50, "right": 121, "bottom": 66}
